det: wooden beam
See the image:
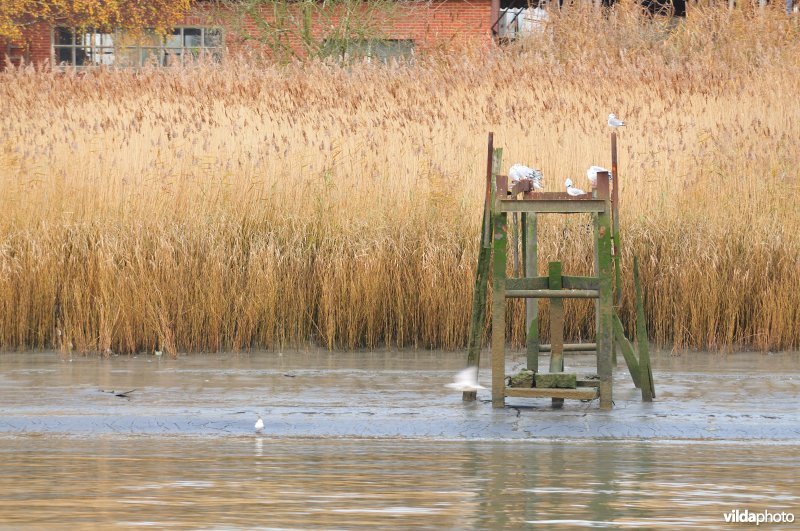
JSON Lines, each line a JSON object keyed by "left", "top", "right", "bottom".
{"left": 505, "top": 289, "right": 599, "bottom": 299}
{"left": 506, "top": 276, "right": 549, "bottom": 291}
{"left": 505, "top": 387, "right": 599, "bottom": 400}
{"left": 499, "top": 199, "right": 606, "bottom": 214}
{"left": 562, "top": 276, "right": 600, "bottom": 290}
{"left": 612, "top": 311, "right": 641, "bottom": 389}
{"left": 539, "top": 342, "right": 597, "bottom": 352}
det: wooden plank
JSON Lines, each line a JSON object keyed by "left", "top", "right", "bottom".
{"left": 491, "top": 149, "right": 506, "bottom": 409}
{"left": 505, "top": 387, "right": 599, "bottom": 400}
{"left": 562, "top": 276, "right": 600, "bottom": 290}
{"left": 595, "top": 184, "right": 614, "bottom": 410}
{"left": 524, "top": 212, "right": 539, "bottom": 371}
{"left": 535, "top": 372, "right": 577, "bottom": 389}
{"left": 577, "top": 379, "right": 601, "bottom": 388}
{"left": 505, "top": 289, "right": 599, "bottom": 299}
{"left": 539, "top": 342, "right": 596, "bottom": 352}
{"left": 548, "top": 261, "right": 565, "bottom": 408}
{"left": 499, "top": 199, "right": 606, "bottom": 214}
{"left": 634, "top": 256, "right": 655, "bottom": 401}
{"left": 612, "top": 311, "right": 641, "bottom": 389}
{"left": 506, "top": 277, "right": 549, "bottom": 291}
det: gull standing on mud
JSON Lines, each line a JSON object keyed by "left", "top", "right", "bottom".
{"left": 508, "top": 164, "right": 544, "bottom": 191}
{"left": 445, "top": 367, "right": 486, "bottom": 392}
{"left": 608, "top": 113, "right": 625, "bottom": 129}
{"left": 255, "top": 416, "right": 264, "bottom": 433}
{"left": 565, "top": 178, "right": 586, "bottom": 196}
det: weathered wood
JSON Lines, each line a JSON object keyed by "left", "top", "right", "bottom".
{"left": 539, "top": 343, "right": 597, "bottom": 352}
{"left": 464, "top": 144, "right": 501, "bottom": 402}
{"left": 505, "top": 387, "right": 599, "bottom": 400}
{"left": 595, "top": 174, "right": 614, "bottom": 410}
{"left": 482, "top": 132, "right": 494, "bottom": 248}
{"left": 505, "top": 289, "right": 599, "bottom": 299}
{"left": 562, "top": 276, "right": 600, "bottom": 290}
{"left": 634, "top": 256, "right": 655, "bottom": 401}
{"left": 612, "top": 311, "right": 641, "bottom": 388}
{"left": 524, "top": 212, "right": 539, "bottom": 371}
{"left": 511, "top": 212, "right": 520, "bottom": 277}
{"left": 506, "top": 277, "right": 549, "bottom": 291}
{"left": 491, "top": 149, "right": 506, "bottom": 408}
{"left": 535, "top": 372, "right": 577, "bottom": 389}
{"left": 548, "top": 261, "right": 565, "bottom": 408}
{"left": 499, "top": 199, "right": 606, "bottom": 214}
{"left": 611, "top": 131, "right": 622, "bottom": 308}
{"left": 463, "top": 235, "right": 492, "bottom": 401}
{"left": 577, "top": 378, "right": 601, "bottom": 388}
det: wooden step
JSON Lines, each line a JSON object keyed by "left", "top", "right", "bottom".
{"left": 505, "top": 387, "right": 599, "bottom": 400}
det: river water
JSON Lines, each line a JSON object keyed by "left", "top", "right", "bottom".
{"left": 0, "top": 350, "right": 798, "bottom": 528}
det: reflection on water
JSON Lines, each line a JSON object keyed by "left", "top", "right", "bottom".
{"left": 0, "top": 437, "right": 797, "bottom": 528}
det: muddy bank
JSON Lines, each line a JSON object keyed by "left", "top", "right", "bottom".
{"left": 1, "top": 350, "right": 798, "bottom": 440}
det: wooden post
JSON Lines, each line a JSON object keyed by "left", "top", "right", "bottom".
{"left": 612, "top": 311, "right": 641, "bottom": 389}
{"left": 595, "top": 171, "right": 614, "bottom": 410}
{"left": 491, "top": 150, "right": 507, "bottom": 408}
{"left": 464, "top": 140, "right": 500, "bottom": 401}
{"left": 611, "top": 132, "right": 621, "bottom": 302}
{"left": 634, "top": 256, "right": 655, "bottom": 401}
{"left": 548, "top": 261, "right": 565, "bottom": 409}
{"left": 525, "top": 213, "right": 539, "bottom": 372}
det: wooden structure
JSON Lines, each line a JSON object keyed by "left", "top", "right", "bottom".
{"left": 464, "top": 132, "right": 655, "bottom": 410}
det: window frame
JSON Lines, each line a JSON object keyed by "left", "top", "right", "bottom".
{"left": 51, "top": 26, "right": 225, "bottom": 68}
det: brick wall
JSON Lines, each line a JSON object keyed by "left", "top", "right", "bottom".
{"left": 2, "top": 0, "right": 493, "bottom": 69}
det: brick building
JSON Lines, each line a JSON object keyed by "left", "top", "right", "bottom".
{"left": 3, "top": 0, "right": 504, "bottom": 69}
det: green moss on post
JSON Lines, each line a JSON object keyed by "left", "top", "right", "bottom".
{"left": 612, "top": 311, "right": 640, "bottom": 388}
{"left": 548, "top": 261, "right": 565, "bottom": 408}
{"left": 634, "top": 256, "right": 655, "bottom": 401}
{"left": 463, "top": 143, "right": 502, "bottom": 402}
{"left": 525, "top": 213, "right": 539, "bottom": 371}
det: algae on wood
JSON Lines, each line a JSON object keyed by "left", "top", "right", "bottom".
{"left": 634, "top": 256, "right": 655, "bottom": 401}
{"left": 535, "top": 372, "right": 577, "bottom": 389}
{"left": 464, "top": 144, "right": 502, "bottom": 402}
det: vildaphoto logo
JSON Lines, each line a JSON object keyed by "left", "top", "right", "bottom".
{"left": 723, "top": 509, "right": 795, "bottom": 526}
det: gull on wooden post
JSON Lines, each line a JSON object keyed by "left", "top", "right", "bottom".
{"left": 608, "top": 113, "right": 625, "bottom": 129}
{"left": 508, "top": 163, "right": 544, "bottom": 191}
{"left": 445, "top": 366, "right": 486, "bottom": 392}
{"left": 586, "top": 166, "right": 613, "bottom": 188}
{"left": 565, "top": 178, "right": 586, "bottom": 196}
{"left": 255, "top": 415, "right": 264, "bottom": 433}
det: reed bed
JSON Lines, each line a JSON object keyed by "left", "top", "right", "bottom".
{"left": 1, "top": 3, "right": 798, "bottom": 354}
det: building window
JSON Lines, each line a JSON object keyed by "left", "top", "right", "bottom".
{"left": 322, "top": 39, "right": 414, "bottom": 63}
{"left": 52, "top": 27, "right": 223, "bottom": 68}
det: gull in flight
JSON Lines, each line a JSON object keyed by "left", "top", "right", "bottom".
{"left": 508, "top": 163, "right": 544, "bottom": 191}
{"left": 608, "top": 113, "right": 625, "bottom": 129}
{"left": 255, "top": 415, "right": 264, "bottom": 433}
{"left": 565, "top": 178, "right": 586, "bottom": 196}
{"left": 586, "top": 166, "right": 613, "bottom": 188}
{"left": 445, "top": 366, "right": 486, "bottom": 392}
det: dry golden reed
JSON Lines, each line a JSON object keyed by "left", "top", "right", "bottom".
{"left": 1, "top": 2, "right": 798, "bottom": 354}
